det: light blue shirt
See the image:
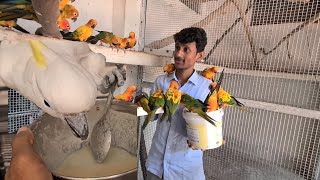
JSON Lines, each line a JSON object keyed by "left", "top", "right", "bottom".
{"left": 146, "top": 70, "right": 212, "bottom": 180}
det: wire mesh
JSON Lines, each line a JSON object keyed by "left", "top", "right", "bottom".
{"left": 140, "top": 0, "right": 320, "bottom": 179}
{"left": 7, "top": 89, "right": 43, "bottom": 133}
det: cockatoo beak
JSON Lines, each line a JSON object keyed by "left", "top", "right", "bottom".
{"left": 64, "top": 112, "right": 89, "bottom": 140}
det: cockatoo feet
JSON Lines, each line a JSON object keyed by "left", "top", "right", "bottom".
{"left": 99, "top": 65, "right": 126, "bottom": 93}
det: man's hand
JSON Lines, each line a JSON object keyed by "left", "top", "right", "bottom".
{"left": 187, "top": 140, "right": 207, "bottom": 152}
{"left": 5, "top": 127, "right": 53, "bottom": 180}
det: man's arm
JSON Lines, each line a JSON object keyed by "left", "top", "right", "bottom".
{"left": 5, "top": 127, "right": 53, "bottom": 180}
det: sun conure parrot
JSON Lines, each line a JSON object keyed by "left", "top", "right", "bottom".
{"left": 163, "top": 63, "right": 175, "bottom": 75}
{"left": 86, "top": 30, "right": 115, "bottom": 46}
{"left": 205, "top": 68, "right": 224, "bottom": 111}
{"left": 63, "top": 19, "right": 97, "bottom": 42}
{"left": 200, "top": 66, "right": 219, "bottom": 81}
{"left": 59, "top": 0, "right": 75, "bottom": 11}
{"left": 57, "top": 18, "right": 70, "bottom": 32}
{"left": 134, "top": 92, "right": 151, "bottom": 113}
{"left": 212, "top": 83, "right": 245, "bottom": 110}
{"left": 0, "top": 0, "right": 63, "bottom": 38}
{"left": 112, "top": 36, "right": 129, "bottom": 50}
{"left": 180, "top": 93, "right": 217, "bottom": 126}
{"left": 160, "top": 81, "right": 182, "bottom": 121}
{"left": 124, "top": 32, "right": 137, "bottom": 49}
{"left": 142, "top": 89, "right": 165, "bottom": 130}
{"left": 58, "top": 4, "right": 78, "bottom": 22}
{"left": 0, "top": 19, "right": 29, "bottom": 33}
{"left": 113, "top": 85, "right": 137, "bottom": 102}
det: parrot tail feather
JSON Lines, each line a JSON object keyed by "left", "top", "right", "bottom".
{"left": 142, "top": 110, "right": 156, "bottom": 130}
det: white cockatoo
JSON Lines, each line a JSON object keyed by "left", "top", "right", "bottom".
{"left": 0, "top": 38, "right": 125, "bottom": 140}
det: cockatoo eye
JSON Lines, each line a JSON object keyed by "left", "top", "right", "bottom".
{"left": 44, "top": 100, "right": 50, "bottom": 107}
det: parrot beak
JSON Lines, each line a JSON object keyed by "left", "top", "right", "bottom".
{"left": 72, "top": 18, "right": 77, "bottom": 22}
{"left": 64, "top": 113, "right": 89, "bottom": 140}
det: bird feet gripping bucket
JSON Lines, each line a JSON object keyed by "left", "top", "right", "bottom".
{"left": 182, "top": 108, "right": 224, "bottom": 150}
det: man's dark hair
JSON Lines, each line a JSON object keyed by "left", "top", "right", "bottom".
{"left": 173, "top": 27, "right": 207, "bottom": 53}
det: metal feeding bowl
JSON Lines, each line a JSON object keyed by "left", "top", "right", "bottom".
{"left": 30, "top": 100, "right": 138, "bottom": 180}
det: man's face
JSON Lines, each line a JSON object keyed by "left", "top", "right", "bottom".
{"left": 173, "top": 42, "right": 203, "bottom": 71}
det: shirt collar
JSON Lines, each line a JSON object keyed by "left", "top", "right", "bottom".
{"left": 166, "top": 70, "right": 199, "bottom": 86}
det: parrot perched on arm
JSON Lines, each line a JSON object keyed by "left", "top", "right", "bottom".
{"left": 113, "top": 85, "right": 137, "bottom": 102}
{"left": 160, "top": 81, "right": 182, "bottom": 121}
{"left": 180, "top": 93, "right": 217, "bottom": 126}
{"left": 200, "top": 66, "right": 219, "bottom": 81}
{"left": 0, "top": 0, "right": 63, "bottom": 38}
{"left": 142, "top": 89, "right": 165, "bottom": 130}
{"left": 134, "top": 92, "right": 151, "bottom": 113}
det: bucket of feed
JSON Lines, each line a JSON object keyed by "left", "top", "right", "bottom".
{"left": 30, "top": 99, "right": 138, "bottom": 180}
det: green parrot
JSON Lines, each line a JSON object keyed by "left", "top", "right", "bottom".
{"left": 142, "top": 89, "right": 165, "bottom": 130}
{"left": 87, "top": 30, "right": 115, "bottom": 45}
{"left": 180, "top": 93, "right": 217, "bottom": 126}
{"left": 134, "top": 92, "right": 151, "bottom": 114}
{"left": 160, "top": 80, "right": 182, "bottom": 121}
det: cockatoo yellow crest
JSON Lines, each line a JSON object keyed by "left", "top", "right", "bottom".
{"left": 28, "top": 40, "right": 47, "bottom": 69}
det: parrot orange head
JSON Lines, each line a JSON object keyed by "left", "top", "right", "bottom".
{"left": 87, "top": 19, "right": 98, "bottom": 29}
{"left": 69, "top": 8, "right": 79, "bottom": 22}
{"left": 0, "top": 20, "right": 16, "bottom": 28}
{"left": 129, "top": 32, "right": 136, "bottom": 38}
{"left": 58, "top": 19, "right": 71, "bottom": 31}
{"left": 213, "top": 66, "right": 219, "bottom": 73}
{"left": 126, "top": 85, "right": 137, "bottom": 93}
{"left": 169, "top": 81, "right": 179, "bottom": 90}
{"left": 163, "top": 63, "right": 175, "bottom": 73}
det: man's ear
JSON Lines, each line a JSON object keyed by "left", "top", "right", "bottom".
{"left": 196, "top": 52, "right": 205, "bottom": 62}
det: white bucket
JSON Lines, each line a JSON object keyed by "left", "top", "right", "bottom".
{"left": 182, "top": 108, "right": 224, "bottom": 150}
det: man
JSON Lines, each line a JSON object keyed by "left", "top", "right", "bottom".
{"left": 146, "top": 27, "right": 211, "bottom": 180}
{"left": 5, "top": 127, "right": 53, "bottom": 180}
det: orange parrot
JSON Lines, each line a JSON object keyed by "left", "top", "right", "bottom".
{"left": 59, "top": 0, "right": 75, "bottom": 11}
{"left": 124, "top": 32, "right": 137, "bottom": 49}
{"left": 112, "top": 36, "right": 128, "bottom": 49}
{"left": 58, "top": 4, "right": 79, "bottom": 22}
{"left": 113, "top": 85, "right": 137, "bottom": 102}
{"left": 206, "top": 82, "right": 219, "bottom": 112}
{"left": 71, "top": 19, "right": 97, "bottom": 42}
{"left": 200, "top": 66, "right": 219, "bottom": 81}
{"left": 163, "top": 63, "right": 175, "bottom": 74}
{"left": 57, "top": 18, "right": 70, "bottom": 32}
{"left": 0, "top": 20, "right": 29, "bottom": 33}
